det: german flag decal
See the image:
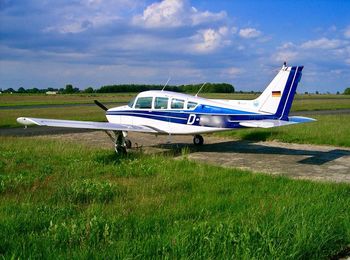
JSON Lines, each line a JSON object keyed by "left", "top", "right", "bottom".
{"left": 272, "top": 91, "right": 281, "bottom": 97}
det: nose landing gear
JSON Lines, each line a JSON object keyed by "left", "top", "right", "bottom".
{"left": 193, "top": 134, "right": 204, "bottom": 145}
{"left": 105, "top": 130, "right": 131, "bottom": 154}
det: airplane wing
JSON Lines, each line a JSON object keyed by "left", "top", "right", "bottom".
{"left": 16, "top": 117, "right": 158, "bottom": 133}
{"left": 239, "top": 116, "right": 316, "bottom": 128}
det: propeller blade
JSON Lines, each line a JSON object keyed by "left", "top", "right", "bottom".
{"left": 94, "top": 100, "right": 108, "bottom": 111}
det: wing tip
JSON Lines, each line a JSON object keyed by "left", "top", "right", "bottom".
{"left": 17, "top": 117, "right": 42, "bottom": 126}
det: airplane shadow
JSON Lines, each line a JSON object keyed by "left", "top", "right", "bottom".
{"left": 153, "top": 140, "right": 350, "bottom": 166}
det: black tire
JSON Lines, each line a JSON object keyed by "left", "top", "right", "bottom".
{"left": 125, "top": 139, "right": 132, "bottom": 149}
{"left": 193, "top": 135, "right": 204, "bottom": 145}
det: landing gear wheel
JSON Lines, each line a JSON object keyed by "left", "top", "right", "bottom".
{"left": 114, "top": 131, "right": 128, "bottom": 155}
{"left": 125, "top": 139, "right": 132, "bottom": 149}
{"left": 115, "top": 146, "right": 127, "bottom": 155}
{"left": 193, "top": 135, "right": 204, "bottom": 145}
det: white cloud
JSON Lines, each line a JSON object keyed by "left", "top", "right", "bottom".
{"left": 191, "top": 28, "right": 229, "bottom": 53}
{"left": 274, "top": 50, "right": 298, "bottom": 63}
{"left": 344, "top": 26, "right": 350, "bottom": 39}
{"left": 239, "top": 28, "right": 261, "bottom": 39}
{"left": 191, "top": 7, "right": 226, "bottom": 26}
{"left": 133, "top": 0, "right": 226, "bottom": 28}
{"left": 42, "top": 0, "right": 138, "bottom": 34}
{"left": 134, "top": 0, "right": 185, "bottom": 28}
{"left": 45, "top": 14, "right": 119, "bottom": 34}
{"left": 218, "top": 26, "right": 228, "bottom": 36}
{"left": 301, "top": 37, "right": 343, "bottom": 49}
{"left": 222, "top": 67, "right": 244, "bottom": 78}
{"left": 278, "top": 42, "right": 296, "bottom": 50}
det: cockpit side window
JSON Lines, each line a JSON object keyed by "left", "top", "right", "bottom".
{"left": 128, "top": 97, "right": 136, "bottom": 108}
{"left": 154, "top": 97, "right": 168, "bottom": 109}
{"left": 135, "top": 97, "right": 153, "bottom": 109}
{"left": 187, "top": 101, "right": 198, "bottom": 110}
{"left": 171, "top": 98, "right": 184, "bottom": 109}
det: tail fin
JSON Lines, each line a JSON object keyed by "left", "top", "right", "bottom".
{"left": 254, "top": 65, "right": 303, "bottom": 119}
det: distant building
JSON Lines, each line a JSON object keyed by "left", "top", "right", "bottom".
{"left": 46, "top": 91, "right": 57, "bottom": 95}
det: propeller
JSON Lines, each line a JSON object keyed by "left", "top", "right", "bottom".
{"left": 94, "top": 100, "right": 108, "bottom": 111}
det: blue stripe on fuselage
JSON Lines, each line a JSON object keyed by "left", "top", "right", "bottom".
{"left": 106, "top": 107, "right": 278, "bottom": 129}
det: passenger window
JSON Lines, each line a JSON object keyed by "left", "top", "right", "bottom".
{"left": 187, "top": 101, "right": 198, "bottom": 109}
{"left": 171, "top": 98, "right": 184, "bottom": 109}
{"left": 154, "top": 97, "right": 168, "bottom": 109}
{"left": 135, "top": 97, "right": 153, "bottom": 109}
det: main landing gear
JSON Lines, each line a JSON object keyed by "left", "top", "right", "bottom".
{"left": 105, "top": 131, "right": 132, "bottom": 154}
{"left": 193, "top": 134, "right": 204, "bottom": 146}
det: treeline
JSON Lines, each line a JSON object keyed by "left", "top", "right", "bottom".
{"left": 1, "top": 83, "right": 235, "bottom": 94}
{"left": 1, "top": 85, "right": 79, "bottom": 94}
{"left": 96, "top": 83, "right": 234, "bottom": 93}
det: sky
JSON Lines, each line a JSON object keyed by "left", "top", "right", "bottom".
{"left": 0, "top": 0, "right": 349, "bottom": 93}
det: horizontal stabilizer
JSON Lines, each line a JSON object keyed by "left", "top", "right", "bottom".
{"left": 239, "top": 116, "right": 316, "bottom": 128}
{"left": 287, "top": 116, "right": 316, "bottom": 124}
{"left": 16, "top": 117, "right": 158, "bottom": 133}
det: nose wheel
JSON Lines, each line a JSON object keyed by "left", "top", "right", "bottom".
{"left": 105, "top": 130, "right": 131, "bottom": 154}
{"left": 193, "top": 134, "right": 204, "bottom": 145}
{"left": 125, "top": 139, "right": 132, "bottom": 149}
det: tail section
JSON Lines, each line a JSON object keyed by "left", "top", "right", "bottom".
{"left": 254, "top": 65, "right": 303, "bottom": 119}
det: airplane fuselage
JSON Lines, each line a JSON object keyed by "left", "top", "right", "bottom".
{"left": 17, "top": 65, "right": 315, "bottom": 153}
{"left": 106, "top": 90, "right": 272, "bottom": 135}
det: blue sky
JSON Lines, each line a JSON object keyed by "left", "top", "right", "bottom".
{"left": 0, "top": 0, "right": 349, "bottom": 93}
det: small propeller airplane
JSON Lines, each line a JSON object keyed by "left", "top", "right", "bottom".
{"left": 17, "top": 64, "right": 315, "bottom": 154}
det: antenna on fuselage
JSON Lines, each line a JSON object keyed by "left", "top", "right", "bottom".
{"left": 195, "top": 82, "right": 207, "bottom": 97}
{"left": 161, "top": 76, "right": 171, "bottom": 91}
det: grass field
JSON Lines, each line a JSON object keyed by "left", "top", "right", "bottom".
{"left": 1, "top": 93, "right": 349, "bottom": 111}
{"left": 0, "top": 93, "right": 135, "bottom": 107}
{"left": 0, "top": 94, "right": 349, "bottom": 129}
{"left": 0, "top": 137, "right": 349, "bottom": 258}
{"left": 216, "top": 114, "right": 350, "bottom": 147}
{"left": 1, "top": 108, "right": 349, "bottom": 147}
{"left": 0, "top": 106, "right": 106, "bottom": 128}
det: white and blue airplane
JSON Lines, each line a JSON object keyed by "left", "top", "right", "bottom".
{"left": 17, "top": 64, "right": 315, "bottom": 153}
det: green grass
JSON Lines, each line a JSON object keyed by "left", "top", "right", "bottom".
{"left": 0, "top": 106, "right": 106, "bottom": 128}
{"left": 291, "top": 98, "right": 350, "bottom": 111}
{"left": 2, "top": 93, "right": 349, "bottom": 111}
{"left": 0, "top": 93, "right": 135, "bottom": 107}
{"left": 216, "top": 114, "right": 350, "bottom": 147}
{"left": 0, "top": 137, "right": 350, "bottom": 258}
{"left": 1, "top": 93, "right": 348, "bottom": 129}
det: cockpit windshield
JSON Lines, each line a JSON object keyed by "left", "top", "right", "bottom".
{"left": 128, "top": 97, "right": 136, "bottom": 108}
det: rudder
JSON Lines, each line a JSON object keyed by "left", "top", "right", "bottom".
{"left": 253, "top": 65, "right": 303, "bottom": 119}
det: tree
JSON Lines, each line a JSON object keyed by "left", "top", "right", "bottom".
{"left": 344, "top": 88, "right": 350, "bottom": 95}
{"left": 65, "top": 84, "right": 74, "bottom": 94}
{"left": 84, "top": 87, "right": 94, "bottom": 93}
{"left": 17, "top": 87, "right": 26, "bottom": 93}
{"left": 5, "top": 88, "right": 16, "bottom": 93}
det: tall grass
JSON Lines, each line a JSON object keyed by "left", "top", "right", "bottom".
{"left": 0, "top": 137, "right": 349, "bottom": 258}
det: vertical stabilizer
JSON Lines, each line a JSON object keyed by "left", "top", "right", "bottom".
{"left": 254, "top": 65, "right": 303, "bottom": 119}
